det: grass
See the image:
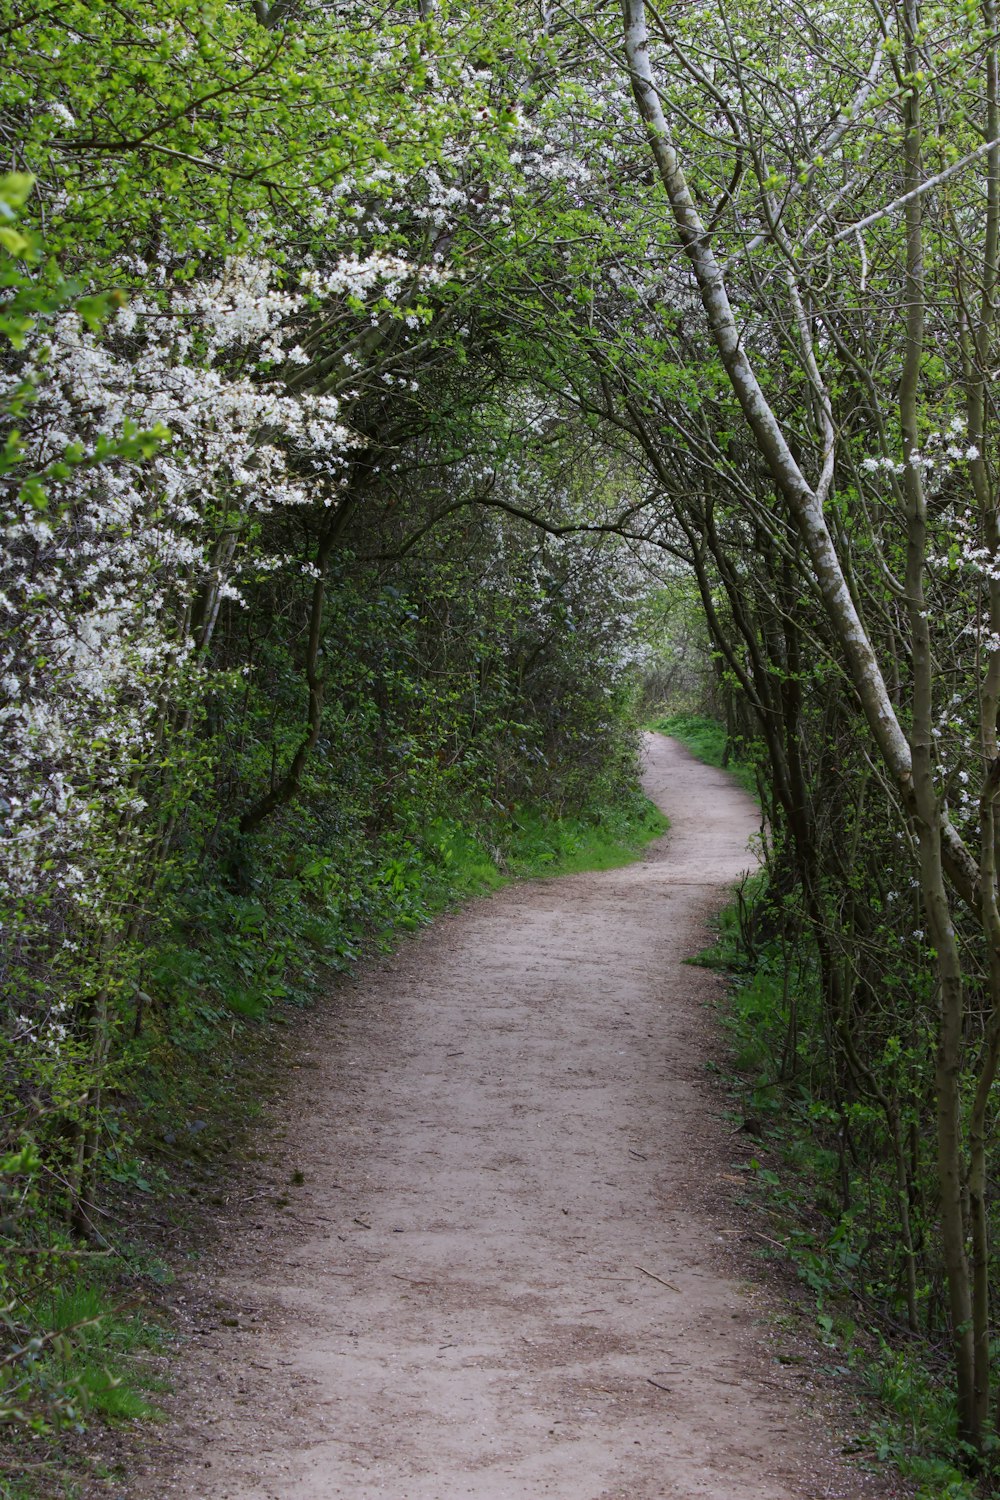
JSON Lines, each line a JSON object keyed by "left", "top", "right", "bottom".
{"left": 647, "top": 711, "right": 759, "bottom": 798}
{"left": 33, "top": 1285, "right": 165, "bottom": 1423}
{"left": 506, "top": 798, "right": 668, "bottom": 878}
{"left": 864, "top": 1345, "right": 981, "bottom": 1499}
{"left": 424, "top": 794, "right": 668, "bottom": 901}
{"left": 0, "top": 1269, "right": 167, "bottom": 1499}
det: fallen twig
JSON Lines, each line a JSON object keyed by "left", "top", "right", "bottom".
{"left": 635, "top": 1265, "right": 680, "bottom": 1292}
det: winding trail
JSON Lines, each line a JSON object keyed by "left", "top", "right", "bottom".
{"left": 136, "top": 736, "right": 901, "bottom": 1500}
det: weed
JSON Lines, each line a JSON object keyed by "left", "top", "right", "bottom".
{"left": 28, "top": 1281, "right": 165, "bottom": 1425}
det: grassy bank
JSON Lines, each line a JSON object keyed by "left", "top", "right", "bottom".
{"left": 452, "top": 796, "right": 668, "bottom": 888}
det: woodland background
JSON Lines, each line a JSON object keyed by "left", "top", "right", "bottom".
{"left": 4, "top": 1, "right": 1000, "bottom": 1494}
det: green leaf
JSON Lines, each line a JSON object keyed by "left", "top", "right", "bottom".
{"left": 0, "top": 227, "right": 30, "bottom": 256}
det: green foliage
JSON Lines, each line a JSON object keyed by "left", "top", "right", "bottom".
{"left": 649, "top": 711, "right": 729, "bottom": 764}
{"left": 635, "top": 578, "right": 716, "bottom": 716}
{"left": 705, "top": 875, "right": 999, "bottom": 1493}
{"left": 0, "top": 175, "right": 167, "bottom": 511}
{"left": 0, "top": 1149, "right": 163, "bottom": 1449}
{"left": 866, "top": 1343, "right": 984, "bottom": 1500}
{"left": 0, "top": 0, "right": 519, "bottom": 267}
{"left": 31, "top": 1287, "right": 162, "bottom": 1423}
{"left": 505, "top": 798, "right": 668, "bottom": 878}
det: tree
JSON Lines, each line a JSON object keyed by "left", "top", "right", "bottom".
{"left": 613, "top": 0, "right": 1000, "bottom": 1448}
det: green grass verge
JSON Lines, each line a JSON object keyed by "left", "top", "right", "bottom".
{"left": 0, "top": 1260, "right": 167, "bottom": 1498}
{"left": 647, "top": 712, "right": 758, "bottom": 799}
{"left": 508, "top": 800, "right": 668, "bottom": 877}
{"left": 410, "top": 792, "right": 668, "bottom": 911}
{"left": 33, "top": 1285, "right": 165, "bottom": 1423}
{"left": 442, "top": 797, "right": 668, "bottom": 889}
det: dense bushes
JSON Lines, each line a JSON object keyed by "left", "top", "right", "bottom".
{"left": 0, "top": 3, "right": 657, "bottom": 1458}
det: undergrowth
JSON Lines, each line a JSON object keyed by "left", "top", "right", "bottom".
{"left": 669, "top": 712, "right": 992, "bottom": 1498}
{"left": 701, "top": 894, "right": 988, "bottom": 1498}
{"left": 494, "top": 797, "right": 668, "bottom": 879}
{"left": 0, "top": 1238, "right": 167, "bottom": 1498}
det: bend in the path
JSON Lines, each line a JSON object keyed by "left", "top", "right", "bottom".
{"left": 134, "top": 734, "right": 901, "bottom": 1500}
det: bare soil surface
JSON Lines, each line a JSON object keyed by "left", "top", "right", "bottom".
{"left": 131, "top": 735, "right": 906, "bottom": 1500}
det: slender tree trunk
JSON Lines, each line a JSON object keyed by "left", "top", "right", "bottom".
{"left": 239, "top": 495, "right": 357, "bottom": 837}
{"left": 898, "top": 0, "right": 978, "bottom": 1443}
{"left": 964, "top": 2, "right": 1000, "bottom": 1433}
{"left": 620, "top": 0, "right": 985, "bottom": 1446}
{"left": 619, "top": 0, "right": 980, "bottom": 910}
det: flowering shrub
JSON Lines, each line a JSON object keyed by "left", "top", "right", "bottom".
{"left": 0, "top": 5, "right": 656, "bottom": 1449}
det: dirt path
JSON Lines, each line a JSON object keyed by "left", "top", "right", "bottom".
{"left": 135, "top": 735, "right": 900, "bottom": 1500}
